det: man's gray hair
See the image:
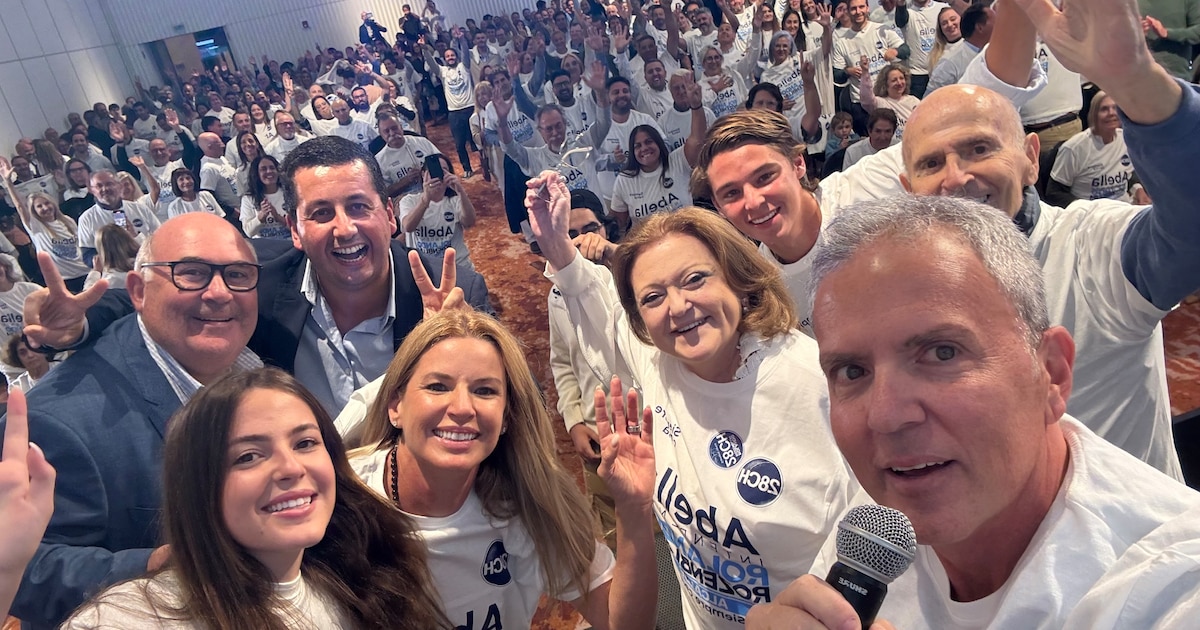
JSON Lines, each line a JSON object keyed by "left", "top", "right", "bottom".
{"left": 808, "top": 195, "right": 1049, "bottom": 346}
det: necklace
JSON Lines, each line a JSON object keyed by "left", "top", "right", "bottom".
{"left": 388, "top": 442, "right": 400, "bottom": 506}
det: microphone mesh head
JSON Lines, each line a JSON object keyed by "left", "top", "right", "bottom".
{"left": 835, "top": 504, "right": 918, "bottom": 583}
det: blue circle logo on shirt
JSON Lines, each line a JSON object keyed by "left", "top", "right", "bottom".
{"left": 415, "top": 150, "right": 425, "bottom": 158}
{"left": 876, "top": 41, "right": 884, "bottom": 50}
{"left": 708, "top": 430, "right": 744, "bottom": 469}
{"left": 1120, "top": 154, "right": 1131, "bottom": 166}
{"left": 481, "top": 539, "right": 511, "bottom": 586}
{"left": 443, "top": 211, "right": 455, "bottom": 222}
{"left": 736, "top": 458, "right": 782, "bottom": 506}
{"left": 663, "top": 177, "right": 674, "bottom": 189}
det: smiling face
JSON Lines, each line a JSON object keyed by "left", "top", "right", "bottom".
{"left": 127, "top": 213, "right": 258, "bottom": 384}
{"left": 812, "top": 229, "right": 1070, "bottom": 548}
{"left": 257, "top": 158, "right": 279, "bottom": 187}
{"left": 31, "top": 195, "right": 57, "bottom": 221}
{"left": 175, "top": 171, "right": 196, "bottom": 197}
{"left": 701, "top": 48, "right": 724, "bottom": 76}
{"left": 1091, "top": 95, "right": 1121, "bottom": 136}
{"left": 90, "top": 171, "right": 124, "bottom": 207}
{"left": 632, "top": 129, "right": 662, "bottom": 171}
{"left": 849, "top": 0, "right": 869, "bottom": 28}
{"left": 391, "top": 337, "right": 507, "bottom": 481}
{"left": 645, "top": 61, "right": 667, "bottom": 91}
{"left": 939, "top": 9, "right": 961, "bottom": 41}
{"left": 609, "top": 80, "right": 633, "bottom": 114}
{"left": 287, "top": 160, "right": 396, "bottom": 298}
{"left": 222, "top": 388, "right": 335, "bottom": 581}
{"left": 240, "top": 134, "right": 261, "bottom": 161}
{"left": 708, "top": 143, "right": 819, "bottom": 261}
{"left": 772, "top": 35, "right": 792, "bottom": 63}
{"left": 783, "top": 13, "right": 801, "bottom": 36}
{"left": 630, "top": 234, "right": 743, "bottom": 382}
{"left": 901, "top": 86, "right": 1039, "bottom": 218}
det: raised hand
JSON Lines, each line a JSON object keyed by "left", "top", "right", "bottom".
{"left": 108, "top": 122, "right": 126, "bottom": 144}
{"left": 685, "top": 79, "right": 704, "bottom": 109}
{"left": 492, "top": 90, "right": 514, "bottom": 119}
{"left": 0, "top": 388, "right": 56, "bottom": 595}
{"left": 507, "top": 51, "right": 521, "bottom": 77}
{"left": 815, "top": 3, "right": 833, "bottom": 28}
{"left": 594, "top": 376, "right": 654, "bottom": 508}
{"left": 128, "top": 155, "right": 145, "bottom": 168}
{"left": 408, "top": 248, "right": 465, "bottom": 318}
{"left": 525, "top": 170, "right": 575, "bottom": 269}
{"left": 1010, "top": 0, "right": 1180, "bottom": 123}
{"left": 164, "top": 108, "right": 180, "bottom": 128}
{"left": 0, "top": 157, "right": 12, "bottom": 181}
{"left": 282, "top": 72, "right": 294, "bottom": 92}
{"left": 801, "top": 59, "right": 817, "bottom": 85}
{"left": 583, "top": 60, "right": 608, "bottom": 92}
{"left": 22, "top": 252, "right": 108, "bottom": 349}
{"left": 573, "top": 231, "right": 617, "bottom": 263}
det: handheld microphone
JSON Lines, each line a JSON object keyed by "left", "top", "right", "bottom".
{"left": 825, "top": 504, "right": 918, "bottom": 630}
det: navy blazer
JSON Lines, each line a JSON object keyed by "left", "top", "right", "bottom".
{"left": 249, "top": 239, "right": 493, "bottom": 372}
{"left": 3, "top": 316, "right": 178, "bottom": 629}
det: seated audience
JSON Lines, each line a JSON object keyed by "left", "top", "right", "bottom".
{"left": 1047, "top": 91, "right": 1134, "bottom": 205}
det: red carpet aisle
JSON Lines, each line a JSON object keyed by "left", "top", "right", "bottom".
{"left": 423, "top": 124, "right": 584, "bottom": 630}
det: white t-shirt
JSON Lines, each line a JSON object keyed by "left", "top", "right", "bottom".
{"left": 596, "top": 110, "right": 664, "bottom": 199}
{"left": 874, "top": 94, "right": 920, "bottom": 139}
{"left": 27, "top": 219, "right": 90, "bottom": 280}
{"left": 842, "top": 136, "right": 898, "bottom": 169}
{"left": 869, "top": 416, "right": 1200, "bottom": 629}
{"left": 1050, "top": 129, "right": 1134, "bottom": 202}
{"left": 434, "top": 62, "right": 475, "bottom": 112}
{"left": 636, "top": 85, "right": 675, "bottom": 120}
{"left": 77, "top": 198, "right": 161, "bottom": 249}
{"left": 350, "top": 451, "right": 617, "bottom": 630}
{"left": 199, "top": 155, "right": 241, "bottom": 209}
{"left": 761, "top": 50, "right": 822, "bottom": 120}
{"left": 832, "top": 23, "right": 905, "bottom": 102}
{"left": 547, "top": 254, "right": 863, "bottom": 629}
{"left": 240, "top": 189, "right": 290, "bottom": 239}
{"left": 397, "top": 193, "right": 473, "bottom": 269}
{"left": 656, "top": 105, "right": 716, "bottom": 153}
{"left": 62, "top": 571, "right": 352, "bottom": 629}
{"left": 484, "top": 100, "right": 541, "bottom": 148}
{"left": 265, "top": 134, "right": 310, "bottom": 162}
{"left": 683, "top": 28, "right": 719, "bottom": 68}
{"left": 375, "top": 136, "right": 440, "bottom": 197}
{"left": 700, "top": 72, "right": 748, "bottom": 120}
{"left": 503, "top": 140, "right": 599, "bottom": 192}
{"left": 146, "top": 160, "right": 184, "bottom": 220}
{"left": 0, "top": 282, "right": 41, "bottom": 338}
{"left": 901, "top": 1, "right": 951, "bottom": 75}
{"left": 1020, "top": 44, "right": 1082, "bottom": 126}
{"left": 328, "top": 119, "right": 379, "bottom": 151}
{"left": 167, "top": 192, "right": 225, "bottom": 219}
{"left": 610, "top": 147, "right": 694, "bottom": 226}
{"left": 210, "top": 106, "right": 236, "bottom": 125}
{"left": 131, "top": 115, "right": 158, "bottom": 140}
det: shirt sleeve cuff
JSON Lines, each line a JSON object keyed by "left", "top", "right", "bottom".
{"left": 961, "top": 45, "right": 1047, "bottom": 110}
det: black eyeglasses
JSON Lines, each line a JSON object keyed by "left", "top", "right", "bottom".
{"left": 569, "top": 222, "right": 603, "bottom": 239}
{"left": 139, "top": 261, "right": 262, "bottom": 292}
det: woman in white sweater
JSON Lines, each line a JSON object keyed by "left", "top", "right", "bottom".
{"left": 528, "top": 176, "right": 861, "bottom": 630}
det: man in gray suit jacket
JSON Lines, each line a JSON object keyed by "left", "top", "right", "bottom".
{"left": 3, "top": 213, "right": 262, "bottom": 628}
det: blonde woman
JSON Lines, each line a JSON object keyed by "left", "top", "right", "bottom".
{"left": 349, "top": 309, "right": 657, "bottom": 630}
{"left": 0, "top": 159, "right": 89, "bottom": 292}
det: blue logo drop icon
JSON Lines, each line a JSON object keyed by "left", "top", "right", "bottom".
{"left": 481, "top": 539, "right": 511, "bottom": 586}
{"left": 736, "top": 458, "right": 782, "bottom": 506}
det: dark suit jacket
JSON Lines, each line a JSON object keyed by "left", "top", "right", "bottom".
{"left": 249, "top": 239, "right": 492, "bottom": 372}
{"left": 4, "top": 316, "right": 177, "bottom": 629}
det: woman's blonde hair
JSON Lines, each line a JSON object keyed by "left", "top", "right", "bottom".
{"left": 1086, "top": 91, "right": 1111, "bottom": 131}
{"left": 26, "top": 192, "right": 76, "bottom": 237}
{"left": 115, "top": 171, "right": 143, "bottom": 200}
{"left": 610, "top": 207, "right": 798, "bottom": 345}
{"left": 95, "top": 224, "right": 140, "bottom": 273}
{"left": 354, "top": 310, "right": 597, "bottom": 599}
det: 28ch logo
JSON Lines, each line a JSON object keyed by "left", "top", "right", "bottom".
{"left": 481, "top": 540, "right": 511, "bottom": 586}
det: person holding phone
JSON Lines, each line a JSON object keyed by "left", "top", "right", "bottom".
{"left": 397, "top": 154, "right": 477, "bottom": 271}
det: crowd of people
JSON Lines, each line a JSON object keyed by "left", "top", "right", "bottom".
{"left": 1, "top": 0, "right": 1199, "bottom": 628}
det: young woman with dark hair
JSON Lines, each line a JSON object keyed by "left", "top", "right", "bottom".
{"left": 65, "top": 367, "right": 450, "bottom": 629}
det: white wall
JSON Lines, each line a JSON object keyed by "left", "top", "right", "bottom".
{"left": 0, "top": 0, "right": 134, "bottom": 155}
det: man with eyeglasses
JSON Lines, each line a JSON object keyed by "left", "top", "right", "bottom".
{"left": 3, "top": 213, "right": 263, "bottom": 628}
{"left": 264, "top": 110, "right": 311, "bottom": 162}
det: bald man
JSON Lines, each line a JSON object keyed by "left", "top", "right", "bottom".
{"left": 4, "top": 213, "right": 262, "bottom": 628}
{"left": 197, "top": 131, "right": 240, "bottom": 211}
{"left": 895, "top": 66, "right": 1199, "bottom": 479}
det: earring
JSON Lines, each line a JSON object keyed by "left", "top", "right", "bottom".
{"left": 501, "top": 424, "right": 508, "bottom": 434}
